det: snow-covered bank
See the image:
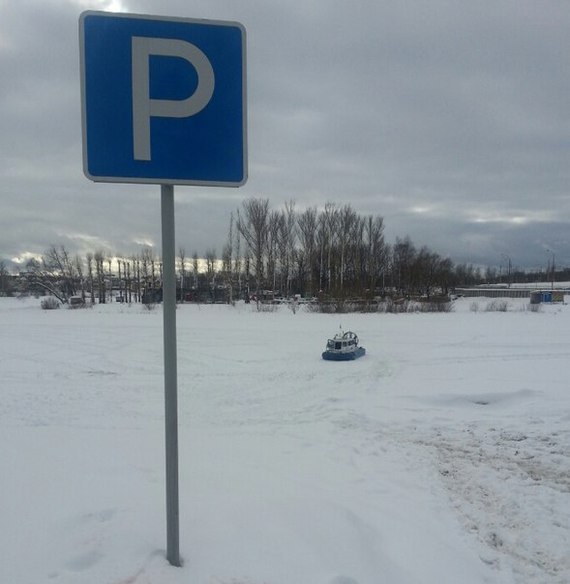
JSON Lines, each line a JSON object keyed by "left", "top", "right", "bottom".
{"left": 1, "top": 298, "right": 569, "bottom": 584}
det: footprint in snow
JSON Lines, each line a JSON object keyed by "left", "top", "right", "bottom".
{"left": 65, "top": 549, "right": 104, "bottom": 571}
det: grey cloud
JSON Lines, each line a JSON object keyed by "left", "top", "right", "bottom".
{"left": 1, "top": 0, "right": 569, "bottom": 271}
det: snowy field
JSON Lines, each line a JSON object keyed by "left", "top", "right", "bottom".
{"left": 1, "top": 296, "right": 569, "bottom": 584}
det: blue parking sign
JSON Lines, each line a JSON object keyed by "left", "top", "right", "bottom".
{"left": 80, "top": 11, "right": 247, "bottom": 186}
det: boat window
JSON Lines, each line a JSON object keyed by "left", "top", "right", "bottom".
{"left": 335, "top": 342, "right": 341, "bottom": 350}
{"left": 327, "top": 340, "right": 335, "bottom": 350}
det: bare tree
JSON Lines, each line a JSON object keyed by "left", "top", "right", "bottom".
{"left": 0, "top": 260, "right": 11, "bottom": 296}
{"left": 266, "top": 210, "right": 281, "bottom": 297}
{"left": 297, "top": 206, "right": 318, "bottom": 296}
{"left": 316, "top": 213, "right": 327, "bottom": 293}
{"left": 125, "top": 258, "right": 132, "bottom": 303}
{"left": 205, "top": 248, "right": 217, "bottom": 301}
{"left": 107, "top": 257, "right": 113, "bottom": 302}
{"left": 391, "top": 237, "right": 415, "bottom": 295}
{"left": 233, "top": 217, "right": 242, "bottom": 299}
{"left": 222, "top": 214, "right": 234, "bottom": 303}
{"left": 25, "top": 245, "right": 80, "bottom": 302}
{"left": 178, "top": 247, "right": 187, "bottom": 303}
{"left": 322, "top": 203, "right": 338, "bottom": 293}
{"left": 192, "top": 251, "right": 199, "bottom": 293}
{"left": 337, "top": 204, "right": 357, "bottom": 292}
{"left": 221, "top": 242, "right": 233, "bottom": 303}
{"left": 140, "top": 247, "right": 152, "bottom": 300}
{"left": 279, "top": 200, "right": 296, "bottom": 297}
{"left": 25, "top": 257, "right": 64, "bottom": 302}
{"left": 351, "top": 214, "right": 366, "bottom": 292}
{"left": 237, "top": 198, "right": 270, "bottom": 299}
{"left": 364, "top": 215, "right": 386, "bottom": 293}
{"left": 132, "top": 254, "right": 141, "bottom": 302}
{"left": 94, "top": 251, "right": 105, "bottom": 303}
{"left": 74, "top": 255, "right": 85, "bottom": 301}
{"left": 437, "top": 257, "right": 454, "bottom": 294}
{"left": 86, "top": 253, "right": 95, "bottom": 304}
{"left": 45, "top": 245, "right": 78, "bottom": 299}
{"left": 117, "top": 257, "right": 123, "bottom": 302}
{"left": 244, "top": 252, "right": 251, "bottom": 301}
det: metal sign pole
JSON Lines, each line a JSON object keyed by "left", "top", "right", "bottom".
{"left": 80, "top": 14, "right": 246, "bottom": 569}
{"left": 161, "top": 183, "right": 181, "bottom": 567}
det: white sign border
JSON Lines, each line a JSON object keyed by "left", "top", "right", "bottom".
{"left": 79, "top": 11, "right": 247, "bottom": 187}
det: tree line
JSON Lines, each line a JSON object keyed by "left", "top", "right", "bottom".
{"left": 233, "top": 199, "right": 460, "bottom": 300}
{"left": 7, "top": 198, "right": 563, "bottom": 304}
{"left": 21, "top": 246, "right": 167, "bottom": 305}
{"left": 5, "top": 198, "right": 483, "bottom": 304}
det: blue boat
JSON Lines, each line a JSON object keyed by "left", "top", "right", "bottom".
{"left": 322, "top": 329, "right": 366, "bottom": 361}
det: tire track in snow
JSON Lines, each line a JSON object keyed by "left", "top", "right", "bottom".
{"left": 415, "top": 422, "right": 570, "bottom": 583}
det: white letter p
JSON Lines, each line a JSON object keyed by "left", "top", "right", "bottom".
{"left": 132, "top": 37, "right": 215, "bottom": 161}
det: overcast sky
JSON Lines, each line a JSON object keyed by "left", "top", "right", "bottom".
{"left": 1, "top": 0, "right": 569, "bottom": 272}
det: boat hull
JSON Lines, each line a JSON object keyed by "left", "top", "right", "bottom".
{"left": 322, "top": 347, "right": 366, "bottom": 361}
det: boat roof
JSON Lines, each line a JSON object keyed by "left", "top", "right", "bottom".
{"left": 328, "top": 330, "right": 359, "bottom": 342}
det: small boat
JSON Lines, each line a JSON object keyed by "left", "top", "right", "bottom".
{"left": 322, "top": 329, "right": 366, "bottom": 361}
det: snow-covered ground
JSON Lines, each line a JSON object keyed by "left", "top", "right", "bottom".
{"left": 1, "top": 297, "right": 569, "bottom": 584}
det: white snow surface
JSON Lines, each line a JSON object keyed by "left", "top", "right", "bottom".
{"left": 1, "top": 297, "right": 569, "bottom": 584}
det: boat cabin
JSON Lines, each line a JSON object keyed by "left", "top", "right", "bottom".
{"left": 327, "top": 337, "right": 357, "bottom": 352}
